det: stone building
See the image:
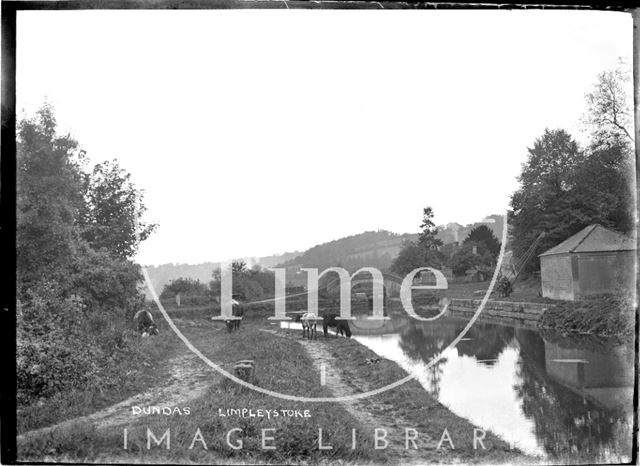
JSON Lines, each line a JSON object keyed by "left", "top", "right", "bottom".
{"left": 539, "top": 224, "right": 635, "bottom": 301}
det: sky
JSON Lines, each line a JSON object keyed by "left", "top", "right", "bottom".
{"left": 16, "top": 9, "right": 633, "bottom": 266}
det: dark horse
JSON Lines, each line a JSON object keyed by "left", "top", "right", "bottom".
{"left": 323, "top": 314, "right": 351, "bottom": 338}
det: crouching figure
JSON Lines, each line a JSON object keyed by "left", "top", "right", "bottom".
{"left": 134, "top": 309, "right": 159, "bottom": 337}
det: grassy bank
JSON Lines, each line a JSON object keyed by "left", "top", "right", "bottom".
{"left": 538, "top": 293, "right": 635, "bottom": 340}
{"left": 18, "top": 315, "right": 383, "bottom": 464}
{"left": 19, "top": 313, "right": 532, "bottom": 464}
{"left": 17, "top": 318, "right": 183, "bottom": 434}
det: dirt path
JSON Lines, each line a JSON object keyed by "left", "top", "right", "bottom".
{"left": 299, "top": 339, "right": 440, "bottom": 462}
{"left": 262, "top": 329, "right": 440, "bottom": 463}
{"left": 18, "top": 353, "right": 214, "bottom": 441}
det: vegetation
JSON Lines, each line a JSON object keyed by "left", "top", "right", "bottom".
{"left": 464, "top": 225, "right": 501, "bottom": 257}
{"left": 19, "top": 315, "right": 529, "bottom": 463}
{"left": 18, "top": 318, "right": 384, "bottom": 463}
{"left": 582, "top": 62, "right": 634, "bottom": 143}
{"left": 538, "top": 293, "right": 635, "bottom": 339}
{"left": 160, "top": 260, "right": 281, "bottom": 307}
{"left": 160, "top": 277, "right": 209, "bottom": 300}
{"left": 16, "top": 105, "right": 156, "bottom": 419}
{"left": 509, "top": 64, "right": 634, "bottom": 273}
{"left": 280, "top": 230, "right": 414, "bottom": 273}
{"left": 391, "top": 207, "right": 444, "bottom": 276}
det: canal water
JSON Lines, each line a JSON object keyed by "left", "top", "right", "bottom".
{"left": 282, "top": 314, "right": 635, "bottom": 462}
{"left": 350, "top": 314, "right": 635, "bottom": 462}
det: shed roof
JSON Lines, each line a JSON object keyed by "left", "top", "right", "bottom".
{"left": 539, "top": 224, "right": 635, "bottom": 257}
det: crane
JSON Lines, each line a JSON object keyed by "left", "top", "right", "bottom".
{"left": 497, "top": 231, "right": 546, "bottom": 297}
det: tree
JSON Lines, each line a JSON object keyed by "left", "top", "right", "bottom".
{"left": 160, "top": 277, "right": 209, "bottom": 299}
{"left": 463, "top": 225, "right": 501, "bottom": 258}
{"left": 82, "top": 160, "right": 157, "bottom": 259}
{"left": 17, "top": 104, "right": 87, "bottom": 289}
{"left": 449, "top": 246, "right": 481, "bottom": 276}
{"left": 509, "top": 128, "right": 633, "bottom": 273}
{"left": 418, "top": 207, "right": 443, "bottom": 251}
{"left": 16, "top": 104, "right": 156, "bottom": 406}
{"left": 391, "top": 207, "right": 445, "bottom": 276}
{"left": 391, "top": 241, "right": 444, "bottom": 276}
{"left": 449, "top": 242, "right": 494, "bottom": 277}
{"left": 570, "top": 138, "right": 634, "bottom": 234}
{"left": 231, "top": 259, "right": 247, "bottom": 275}
{"left": 583, "top": 63, "right": 633, "bottom": 143}
{"left": 508, "top": 129, "right": 586, "bottom": 272}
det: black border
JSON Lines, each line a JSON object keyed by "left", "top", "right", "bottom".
{"left": 1, "top": 2, "right": 638, "bottom": 465}
{"left": 1, "top": 2, "right": 17, "bottom": 464}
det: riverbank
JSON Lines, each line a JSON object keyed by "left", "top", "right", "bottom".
{"left": 17, "top": 319, "right": 184, "bottom": 435}
{"left": 537, "top": 293, "right": 635, "bottom": 340}
{"left": 18, "top": 313, "right": 533, "bottom": 464}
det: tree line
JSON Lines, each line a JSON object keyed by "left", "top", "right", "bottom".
{"left": 16, "top": 104, "right": 156, "bottom": 405}
{"left": 160, "top": 260, "right": 278, "bottom": 304}
{"left": 391, "top": 62, "right": 634, "bottom": 277}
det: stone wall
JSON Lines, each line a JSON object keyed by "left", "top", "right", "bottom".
{"left": 449, "top": 298, "right": 551, "bottom": 328}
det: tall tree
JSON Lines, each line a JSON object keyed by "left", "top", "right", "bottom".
{"left": 583, "top": 63, "right": 633, "bottom": 143}
{"left": 463, "top": 225, "right": 501, "bottom": 258}
{"left": 418, "top": 207, "right": 443, "bottom": 251}
{"left": 82, "top": 160, "right": 156, "bottom": 259}
{"left": 392, "top": 207, "right": 444, "bottom": 275}
{"left": 16, "top": 104, "right": 157, "bottom": 405}
{"left": 17, "top": 104, "right": 87, "bottom": 289}
{"left": 509, "top": 129, "right": 585, "bottom": 271}
{"left": 509, "top": 128, "right": 633, "bottom": 273}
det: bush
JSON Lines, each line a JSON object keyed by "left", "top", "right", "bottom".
{"left": 17, "top": 285, "right": 100, "bottom": 403}
{"left": 538, "top": 292, "right": 635, "bottom": 338}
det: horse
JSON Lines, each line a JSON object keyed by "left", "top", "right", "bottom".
{"left": 322, "top": 313, "right": 352, "bottom": 338}
{"left": 295, "top": 312, "right": 318, "bottom": 339}
{"left": 134, "top": 309, "right": 159, "bottom": 337}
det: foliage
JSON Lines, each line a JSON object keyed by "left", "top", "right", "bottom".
{"left": 16, "top": 104, "right": 154, "bottom": 408}
{"left": 510, "top": 65, "right": 635, "bottom": 274}
{"left": 463, "top": 225, "right": 501, "bottom": 258}
{"left": 390, "top": 239, "right": 444, "bottom": 276}
{"left": 82, "top": 160, "right": 157, "bottom": 259}
{"left": 418, "top": 206, "right": 443, "bottom": 251}
{"left": 391, "top": 207, "right": 446, "bottom": 276}
{"left": 231, "top": 259, "right": 247, "bottom": 275}
{"left": 538, "top": 293, "right": 635, "bottom": 338}
{"left": 508, "top": 128, "right": 633, "bottom": 272}
{"left": 160, "top": 277, "right": 209, "bottom": 300}
{"left": 207, "top": 263, "right": 276, "bottom": 302}
{"left": 17, "top": 104, "right": 87, "bottom": 290}
{"left": 449, "top": 244, "right": 478, "bottom": 276}
{"left": 279, "top": 229, "right": 414, "bottom": 272}
{"left": 583, "top": 62, "right": 633, "bottom": 143}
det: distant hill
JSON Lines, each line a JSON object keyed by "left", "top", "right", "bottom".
{"left": 142, "top": 214, "right": 503, "bottom": 297}
{"left": 277, "top": 230, "right": 418, "bottom": 286}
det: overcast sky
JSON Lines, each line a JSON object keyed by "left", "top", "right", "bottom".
{"left": 16, "top": 9, "right": 632, "bottom": 266}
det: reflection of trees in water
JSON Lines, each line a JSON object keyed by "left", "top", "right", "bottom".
{"left": 454, "top": 323, "right": 515, "bottom": 366}
{"left": 398, "top": 322, "right": 458, "bottom": 398}
{"left": 514, "top": 330, "right": 631, "bottom": 460}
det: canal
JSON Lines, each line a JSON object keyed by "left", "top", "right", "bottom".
{"left": 348, "top": 314, "right": 635, "bottom": 462}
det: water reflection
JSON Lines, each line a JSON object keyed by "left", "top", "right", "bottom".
{"left": 351, "top": 315, "right": 634, "bottom": 462}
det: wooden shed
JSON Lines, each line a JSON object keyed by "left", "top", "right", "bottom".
{"left": 539, "top": 225, "right": 636, "bottom": 301}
